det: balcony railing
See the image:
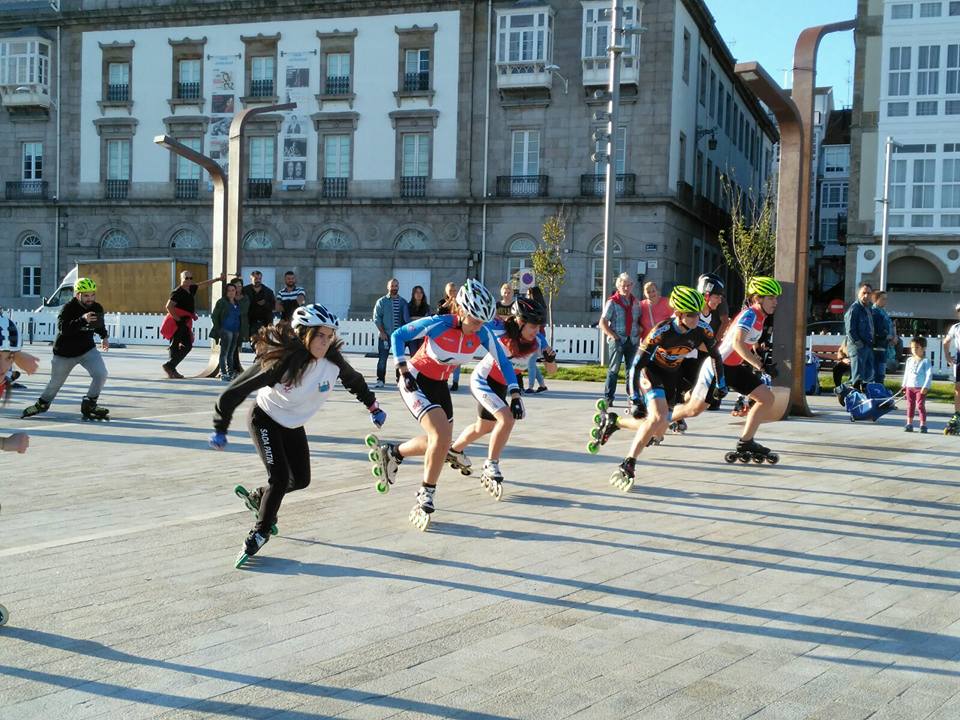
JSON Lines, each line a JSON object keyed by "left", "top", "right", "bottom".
{"left": 5, "top": 180, "right": 48, "bottom": 200}
{"left": 400, "top": 176, "right": 426, "bottom": 198}
{"left": 322, "top": 177, "right": 349, "bottom": 199}
{"left": 249, "top": 78, "right": 274, "bottom": 97}
{"left": 104, "top": 179, "right": 129, "bottom": 199}
{"left": 325, "top": 75, "right": 350, "bottom": 95}
{"left": 247, "top": 178, "right": 273, "bottom": 199}
{"left": 175, "top": 178, "right": 199, "bottom": 199}
{"left": 497, "top": 175, "right": 549, "bottom": 198}
{"left": 106, "top": 83, "right": 130, "bottom": 102}
{"left": 176, "top": 81, "right": 201, "bottom": 100}
{"left": 495, "top": 60, "right": 551, "bottom": 90}
{"left": 580, "top": 173, "right": 636, "bottom": 197}
{"left": 402, "top": 71, "right": 430, "bottom": 92}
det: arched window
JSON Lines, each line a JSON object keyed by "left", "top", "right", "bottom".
{"left": 20, "top": 234, "right": 41, "bottom": 296}
{"left": 317, "top": 229, "right": 351, "bottom": 251}
{"left": 506, "top": 234, "right": 536, "bottom": 285}
{"left": 170, "top": 229, "right": 202, "bottom": 249}
{"left": 590, "top": 237, "right": 623, "bottom": 311}
{"left": 395, "top": 229, "right": 428, "bottom": 251}
{"left": 100, "top": 229, "right": 130, "bottom": 250}
{"left": 243, "top": 229, "right": 273, "bottom": 250}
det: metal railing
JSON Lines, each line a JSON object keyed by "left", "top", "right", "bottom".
{"left": 5, "top": 180, "right": 48, "bottom": 200}
{"left": 175, "top": 178, "right": 199, "bottom": 199}
{"left": 322, "top": 177, "right": 349, "bottom": 198}
{"left": 325, "top": 75, "right": 350, "bottom": 95}
{"left": 104, "top": 179, "right": 129, "bottom": 199}
{"left": 249, "top": 78, "right": 274, "bottom": 97}
{"left": 176, "top": 81, "right": 200, "bottom": 100}
{"left": 580, "top": 173, "right": 636, "bottom": 197}
{"left": 106, "top": 83, "right": 129, "bottom": 102}
{"left": 400, "top": 176, "right": 427, "bottom": 198}
{"left": 496, "top": 175, "right": 549, "bottom": 197}
{"left": 403, "top": 71, "right": 430, "bottom": 92}
{"left": 247, "top": 178, "right": 273, "bottom": 199}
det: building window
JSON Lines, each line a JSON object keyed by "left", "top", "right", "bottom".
{"left": 709, "top": 71, "right": 716, "bottom": 117}
{"left": 821, "top": 182, "right": 848, "bottom": 208}
{"left": 913, "top": 158, "right": 936, "bottom": 209}
{"left": 917, "top": 100, "right": 938, "bottom": 115}
{"left": 101, "top": 229, "right": 130, "bottom": 250}
{"left": 323, "top": 134, "right": 350, "bottom": 179}
{"left": 177, "top": 58, "right": 201, "bottom": 99}
{"left": 22, "top": 142, "right": 42, "bottom": 180}
{"left": 106, "top": 139, "right": 130, "bottom": 180}
{"left": 107, "top": 62, "right": 130, "bottom": 102}
{"left": 497, "top": 9, "right": 553, "bottom": 67}
{"left": 248, "top": 136, "right": 274, "bottom": 180}
{"left": 678, "top": 132, "right": 687, "bottom": 183}
{"left": 325, "top": 52, "right": 351, "bottom": 95}
{"left": 250, "top": 56, "right": 275, "bottom": 97}
{"left": 947, "top": 99, "right": 960, "bottom": 114}
{"left": 402, "top": 133, "right": 430, "bottom": 178}
{"left": 888, "top": 101, "right": 909, "bottom": 116}
{"left": 170, "top": 229, "right": 201, "bottom": 249}
{"left": 918, "top": 45, "right": 940, "bottom": 95}
{"left": 819, "top": 217, "right": 839, "bottom": 242}
{"left": 512, "top": 129, "right": 540, "bottom": 176}
{"left": 888, "top": 47, "right": 911, "bottom": 96}
{"left": 403, "top": 48, "right": 430, "bottom": 92}
{"left": 318, "top": 229, "right": 351, "bottom": 250}
{"left": 593, "top": 126, "right": 626, "bottom": 175}
{"left": 920, "top": 2, "right": 942, "bottom": 16}
{"left": 681, "top": 29, "right": 691, "bottom": 84}
{"left": 20, "top": 234, "right": 41, "bottom": 297}
{"left": 395, "top": 229, "right": 428, "bottom": 251}
{"left": 175, "top": 137, "right": 201, "bottom": 180}
{"left": 891, "top": 3, "right": 913, "bottom": 18}
{"left": 0, "top": 39, "right": 50, "bottom": 91}
{"left": 506, "top": 235, "right": 536, "bottom": 282}
{"left": 698, "top": 56, "right": 707, "bottom": 105}
{"left": 947, "top": 44, "right": 959, "bottom": 94}
{"left": 396, "top": 24, "right": 437, "bottom": 99}
{"left": 943, "top": 158, "right": 960, "bottom": 209}
{"left": 590, "top": 238, "right": 622, "bottom": 311}
{"left": 582, "top": 3, "right": 639, "bottom": 61}
{"left": 823, "top": 146, "right": 850, "bottom": 173}
{"left": 951, "top": 0, "right": 960, "bottom": 14}
{"left": 243, "top": 229, "right": 273, "bottom": 250}
{"left": 725, "top": 94, "right": 733, "bottom": 136}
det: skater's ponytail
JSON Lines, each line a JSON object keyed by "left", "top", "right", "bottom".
{"left": 255, "top": 323, "right": 343, "bottom": 387}
{"left": 499, "top": 316, "right": 540, "bottom": 358}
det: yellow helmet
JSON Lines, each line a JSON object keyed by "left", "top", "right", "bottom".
{"left": 668, "top": 285, "right": 705, "bottom": 314}
{"left": 746, "top": 276, "right": 782, "bottom": 297}
{"left": 75, "top": 278, "right": 97, "bottom": 293}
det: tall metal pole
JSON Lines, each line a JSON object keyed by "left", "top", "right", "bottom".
{"left": 878, "top": 135, "right": 894, "bottom": 292}
{"left": 599, "top": 0, "right": 624, "bottom": 365}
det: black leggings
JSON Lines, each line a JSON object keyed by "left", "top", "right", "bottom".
{"left": 247, "top": 405, "right": 311, "bottom": 534}
{"left": 833, "top": 361, "right": 850, "bottom": 388}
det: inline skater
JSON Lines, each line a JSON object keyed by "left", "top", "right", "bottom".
{"left": 691, "top": 276, "right": 784, "bottom": 464}
{"left": 594, "top": 286, "right": 724, "bottom": 491}
{"left": 209, "top": 303, "right": 385, "bottom": 568}
{"left": 21, "top": 278, "right": 111, "bottom": 421}
{"left": 446, "top": 297, "right": 557, "bottom": 499}
{"left": 369, "top": 278, "right": 522, "bottom": 530}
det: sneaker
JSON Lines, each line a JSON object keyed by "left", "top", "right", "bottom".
{"left": 162, "top": 364, "right": 177, "bottom": 379}
{"left": 920, "top": 425, "right": 928, "bottom": 434}
{"left": 535, "top": 386, "right": 548, "bottom": 393}
{"left": 375, "top": 380, "right": 385, "bottom": 389}
{"left": 904, "top": 425, "right": 913, "bottom": 432}
{"left": 450, "top": 382, "right": 459, "bottom": 392}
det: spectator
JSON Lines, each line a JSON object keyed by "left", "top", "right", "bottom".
{"left": 639, "top": 281, "right": 672, "bottom": 340}
{"left": 495, "top": 283, "right": 515, "bottom": 323}
{"left": 844, "top": 282, "right": 875, "bottom": 389}
{"left": 275, "top": 271, "right": 306, "bottom": 322}
{"left": 407, "top": 285, "right": 431, "bottom": 355}
{"left": 871, "top": 290, "right": 895, "bottom": 383}
{"left": 525, "top": 286, "right": 548, "bottom": 393}
{"left": 437, "top": 282, "right": 462, "bottom": 391}
{"left": 163, "top": 270, "right": 224, "bottom": 379}
{"left": 833, "top": 338, "right": 851, "bottom": 388}
{"left": 373, "top": 277, "right": 410, "bottom": 389}
{"left": 230, "top": 276, "right": 250, "bottom": 367}
{"left": 243, "top": 271, "right": 276, "bottom": 342}
{"left": 902, "top": 336, "right": 931, "bottom": 433}
{"left": 598, "top": 272, "right": 641, "bottom": 407}
{"left": 211, "top": 282, "right": 247, "bottom": 381}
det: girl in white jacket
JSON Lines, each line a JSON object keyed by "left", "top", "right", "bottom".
{"left": 902, "top": 336, "right": 932, "bottom": 433}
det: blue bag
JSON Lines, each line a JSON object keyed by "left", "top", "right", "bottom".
{"left": 842, "top": 382, "right": 896, "bottom": 422}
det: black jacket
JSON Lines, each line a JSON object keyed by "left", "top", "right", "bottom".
{"left": 213, "top": 345, "right": 376, "bottom": 433}
{"left": 53, "top": 298, "right": 108, "bottom": 358}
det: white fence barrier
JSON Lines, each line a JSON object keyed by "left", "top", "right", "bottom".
{"left": 5, "top": 309, "right": 953, "bottom": 372}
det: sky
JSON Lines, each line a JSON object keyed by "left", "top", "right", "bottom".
{"left": 707, "top": 0, "right": 858, "bottom": 108}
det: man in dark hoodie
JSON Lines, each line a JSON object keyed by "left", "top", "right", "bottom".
{"left": 21, "top": 277, "right": 111, "bottom": 420}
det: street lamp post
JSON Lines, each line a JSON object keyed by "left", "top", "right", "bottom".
{"left": 877, "top": 135, "right": 901, "bottom": 291}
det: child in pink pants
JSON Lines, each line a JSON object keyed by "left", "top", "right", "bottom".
{"left": 902, "top": 336, "right": 932, "bottom": 432}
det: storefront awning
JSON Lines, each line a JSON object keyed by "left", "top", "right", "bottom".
{"left": 885, "top": 292, "right": 957, "bottom": 321}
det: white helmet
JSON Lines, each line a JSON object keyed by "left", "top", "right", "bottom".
{"left": 0, "top": 315, "right": 21, "bottom": 352}
{"left": 456, "top": 278, "right": 496, "bottom": 323}
{"left": 291, "top": 303, "right": 339, "bottom": 331}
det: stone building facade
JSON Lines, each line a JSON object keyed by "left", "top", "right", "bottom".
{"left": 0, "top": 0, "right": 776, "bottom": 323}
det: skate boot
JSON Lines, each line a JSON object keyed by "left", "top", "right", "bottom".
{"left": 80, "top": 396, "right": 110, "bottom": 421}
{"left": 21, "top": 398, "right": 50, "bottom": 419}
{"left": 235, "top": 528, "right": 270, "bottom": 568}
{"left": 730, "top": 396, "right": 748, "bottom": 417}
{"left": 724, "top": 438, "right": 779, "bottom": 465}
{"left": 446, "top": 448, "right": 473, "bottom": 476}
{"left": 627, "top": 396, "right": 647, "bottom": 419}
{"left": 233, "top": 484, "right": 278, "bottom": 535}
{"left": 609, "top": 456, "right": 636, "bottom": 492}
{"left": 588, "top": 410, "right": 620, "bottom": 454}
{"left": 479, "top": 459, "right": 504, "bottom": 501}
{"left": 409, "top": 484, "right": 436, "bottom": 531}
{"left": 365, "top": 434, "right": 402, "bottom": 493}
{"left": 944, "top": 413, "right": 960, "bottom": 436}
{"left": 646, "top": 434, "right": 664, "bottom": 447}
{"left": 669, "top": 418, "right": 688, "bottom": 434}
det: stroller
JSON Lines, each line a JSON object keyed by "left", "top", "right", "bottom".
{"left": 835, "top": 382, "right": 901, "bottom": 422}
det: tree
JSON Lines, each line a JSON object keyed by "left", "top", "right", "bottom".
{"left": 531, "top": 209, "right": 568, "bottom": 343}
{"left": 718, "top": 174, "right": 776, "bottom": 306}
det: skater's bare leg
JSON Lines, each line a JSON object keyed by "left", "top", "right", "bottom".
{"left": 741, "top": 384, "right": 773, "bottom": 441}
{"left": 628, "top": 397, "right": 669, "bottom": 457}
{"left": 672, "top": 398, "right": 707, "bottom": 423}
{"left": 615, "top": 415, "right": 645, "bottom": 431}
{"left": 398, "top": 434, "right": 428, "bottom": 458}
{"left": 451, "top": 418, "right": 494, "bottom": 453}
{"left": 414, "top": 407, "right": 452, "bottom": 487}
{"left": 486, "top": 409, "right": 514, "bottom": 461}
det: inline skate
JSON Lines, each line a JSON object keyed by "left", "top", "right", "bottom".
{"left": 944, "top": 413, "right": 960, "bottom": 436}
{"left": 409, "top": 484, "right": 436, "bottom": 531}
{"left": 669, "top": 418, "right": 688, "bottom": 434}
{"left": 609, "top": 457, "right": 636, "bottom": 492}
{"left": 233, "top": 484, "right": 278, "bottom": 535}
{"left": 21, "top": 398, "right": 50, "bottom": 419}
{"left": 724, "top": 438, "right": 779, "bottom": 465}
{"left": 235, "top": 528, "right": 269, "bottom": 568}
{"left": 80, "top": 396, "right": 110, "bottom": 421}
{"left": 479, "top": 459, "right": 503, "bottom": 500}
{"left": 445, "top": 448, "right": 473, "bottom": 476}
{"left": 365, "top": 434, "right": 402, "bottom": 493}
{"left": 587, "top": 400, "right": 620, "bottom": 454}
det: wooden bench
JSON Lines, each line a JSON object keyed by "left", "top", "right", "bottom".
{"left": 811, "top": 343, "right": 842, "bottom": 368}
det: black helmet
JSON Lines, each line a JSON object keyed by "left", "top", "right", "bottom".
{"left": 513, "top": 297, "right": 546, "bottom": 325}
{"left": 697, "top": 273, "right": 724, "bottom": 296}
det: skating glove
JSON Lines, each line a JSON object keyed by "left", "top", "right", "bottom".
{"left": 368, "top": 402, "right": 387, "bottom": 428}
{"left": 510, "top": 395, "right": 526, "bottom": 420}
{"left": 759, "top": 372, "right": 773, "bottom": 387}
{"left": 542, "top": 349, "right": 557, "bottom": 363}
{"left": 400, "top": 371, "right": 419, "bottom": 393}
{"left": 209, "top": 431, "right": 228, "bottom": 450}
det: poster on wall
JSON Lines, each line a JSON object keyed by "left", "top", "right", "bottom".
{"left": 206, "top": 53, "right": 240, "bottom": 185}
{"left": 279, "top": 50, "right": 313, "bottom": 191}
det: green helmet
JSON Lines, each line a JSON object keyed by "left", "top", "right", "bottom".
{"left": 668, "top": 285, "right": 705, "bottom": 314}
{"left": 75, "top": 277, "right": 97, "bottom": 293}
{"left": 746, "top": 276, "right": 783, "bottom": 297}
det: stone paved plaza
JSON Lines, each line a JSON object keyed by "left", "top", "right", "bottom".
{"left": 1, "top": 345, "right": 960, "bottom": 719}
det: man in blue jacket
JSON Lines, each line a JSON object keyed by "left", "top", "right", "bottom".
{"left": 373, "top": 278, "right": 410, "bottom": 388}
{"left": 844, "top": 282, "right": 874, "bottom": 389}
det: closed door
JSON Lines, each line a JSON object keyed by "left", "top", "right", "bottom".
{"left": 393, "top": 269, "right": 432, "bottom": 309}
{"left": 241, "top": 266, "right": 276, "bottom": 293}
{"left": 315, "top": 267, "right": 352, "bottom": 319}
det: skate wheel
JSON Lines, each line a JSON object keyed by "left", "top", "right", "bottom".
{"left": 724, "top": 452, "right": 738, "bottom": 463}
{"left": 368, "top": 449, "right": 380, "bottom": 463}
{"left": 270, "top": 523, "right": 279, "bottom": 536}
{"left": 460, "top": 469, "right": 471, "bottom": 476}
{"left": 234, "top": 485, "right": 249, "bottom": 499}
{"left": 372, "top": 466, "right": 382, "bottom": 478}
{"left": 593, "top": 413, "right": 602, "bottom": 425}
{"left": 738, "top": 454, "right": 750, "bottom": 463}
{"left": 595, "top": 399, "right": 607, "bottom": 411}
{"left": 234, "top": 552, "right": 249, "bottom": 569}
{"left": 376, "top": 480, "right": 389, "bottom": 494}
{"left": 753, "top": 455, "right": 765, "bottom": 464}
{"left": 766, "top": 454, "right": 779, "bottom": 465}
{"left": 492, "top": 483, "right": 503, "bottom": 501}
{"left": 587, "top": 442, "right": 599, "bottom": 455}
{"left": 590, "top": 427, "right": 601, "bottom": 440}
{"left": 364, "top": 434, "right": 378, "bottom": 447}
{"left": 0, "top": 603, "right": 8, "bottom": 627}
{"left": 621, "top": 477, "right": 634, "bottom": 492}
